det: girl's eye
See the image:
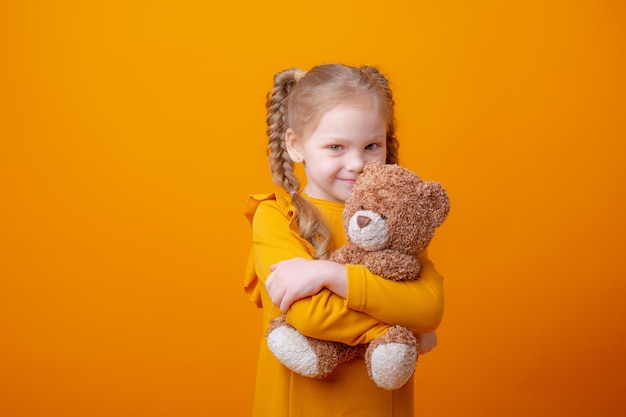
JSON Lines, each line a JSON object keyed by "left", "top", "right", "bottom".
{"left": 365, "top": 143, "right": 380, "bottom": 151}
{"left": 329, "top": 144, "right": 343, "bottom": 151}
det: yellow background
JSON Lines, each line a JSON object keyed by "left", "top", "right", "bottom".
{"left": 1, "top": 1, "right": 625, "bottom": 416}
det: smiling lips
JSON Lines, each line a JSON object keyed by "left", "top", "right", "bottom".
{"left": 340, "top": 178, "right": 358, "bottom": 186}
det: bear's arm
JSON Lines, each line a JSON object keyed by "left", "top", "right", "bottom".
{"left": 329, "top": 243, "right": 365, "bottom": 265}
{"left": 344, "top": 250, "right": 444, "bottom": 333}
{"left": 363, "top": 250, "right": 421, "bottom": 281}
{"left": 251, "top": 197, "right": 390, "bottom": 345}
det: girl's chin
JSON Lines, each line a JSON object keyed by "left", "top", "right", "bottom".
{"left": 334, "top": 187, "right": 352, "bottom": 202}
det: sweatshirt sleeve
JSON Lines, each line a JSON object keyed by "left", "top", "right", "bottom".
{"left": 344, "top": 250, "right": 444, "bottom": 333}
{"left": 249, "top": 197, "right": 390, "bottom": 346}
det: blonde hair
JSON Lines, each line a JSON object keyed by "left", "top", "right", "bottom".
{"left": 266, "top": 64, "right": 399, "bottom": 259}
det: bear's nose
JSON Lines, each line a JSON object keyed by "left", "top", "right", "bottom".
{"left": 357, "top": 215, "right": 371, "bottom": 228}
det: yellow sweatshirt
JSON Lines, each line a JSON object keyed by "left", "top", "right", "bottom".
{"left": 244, "top": 190, "right": 444, "bottom": 417}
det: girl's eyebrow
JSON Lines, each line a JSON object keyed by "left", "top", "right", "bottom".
{"left": 317, "top": 136, "right": 349, "bottom": 143}
{"left": 320, "top": 134, "right": 386, "bottom": 142}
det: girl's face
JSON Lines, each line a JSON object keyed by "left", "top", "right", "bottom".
{"left": 286, "top": 100, "right": 387, "bottom": 202}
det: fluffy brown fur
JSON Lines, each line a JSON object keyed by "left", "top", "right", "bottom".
{"left": 266, "top": 161, "right": 450, "bottom": 389}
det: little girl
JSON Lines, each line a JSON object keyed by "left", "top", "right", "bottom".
{"left": 243, "top": 64, "right": 444, "bottom": 417}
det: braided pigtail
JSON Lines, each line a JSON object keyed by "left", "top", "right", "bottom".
{"left": 266, "top": 69, "right": 332, "bottom": 259}
{"left": 360, "top": 66, "right": 400, "bottom": 164}
{"left": 266, "top": 69, "right": 302, "bottom": 192}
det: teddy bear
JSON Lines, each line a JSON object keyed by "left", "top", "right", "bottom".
{"left": 266, "top": 161, "right": 450, "bottom": 390}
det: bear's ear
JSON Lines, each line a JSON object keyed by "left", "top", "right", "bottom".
{"left": 419, "top": 181, "right": 450, "bottom": 227}
{"left": 362, "top": 160, "right": 384, "bottom": 175}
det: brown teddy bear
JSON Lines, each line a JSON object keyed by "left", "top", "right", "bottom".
{"left": 266, "top": 161, "right": 450, "bottom": 390}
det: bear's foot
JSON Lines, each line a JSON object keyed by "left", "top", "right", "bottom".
{"left": 266, "top": 316, "right": 339, "bottom": 378}
{"left": 365, "top": 326, "right": 418, "bottom": 390}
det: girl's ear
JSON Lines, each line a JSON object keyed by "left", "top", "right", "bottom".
{"left": 285, "top": 128, "right": 303, "bottom": 162}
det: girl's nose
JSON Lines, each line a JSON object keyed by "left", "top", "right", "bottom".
{"left": 345, "top": 153, "right": 365, "bottom": 172}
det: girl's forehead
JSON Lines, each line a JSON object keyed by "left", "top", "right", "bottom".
{"left": 304, "top": 104, "right": 386, "bottom": 141}
{"left": 294, "top": 94, "right": 386, "bottom": 139}
{"left": 314, "top": 97, "right": 382, "bottom": 124}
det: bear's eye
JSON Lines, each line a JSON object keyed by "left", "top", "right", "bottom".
{"left": 360, "top": 206, "right": 366, "bottom": 211}
{"left": 380, "top": 214, "right": 387, "bottom": 220}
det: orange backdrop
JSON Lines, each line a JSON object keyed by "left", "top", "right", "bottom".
{"left": 1, "top": 1, "right": 625, "bottom": 416}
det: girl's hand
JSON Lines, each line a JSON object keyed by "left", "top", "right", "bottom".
{"left": 416, "top": 331, "right": 438, "bottom": 354}
{"left": 265, "top": 258, "right": 347, "bottom": 313}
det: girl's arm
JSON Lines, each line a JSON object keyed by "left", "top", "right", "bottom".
{"left": 267, "top": 251, "right": 444, "bottom": 334}
{"left": 252, "top": 198, "right": 443, "bottom": 344}
{"left": 252, "top": 199, "right": 390, "bottom": 346}
{"left": 265, "top": 258, "right": 347, "bottom": 313}
{"left": 343, "top": 250, "right": 444, "bottom": 333}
